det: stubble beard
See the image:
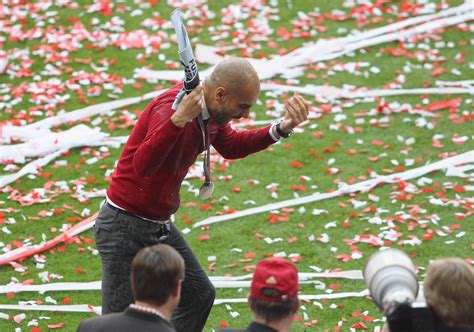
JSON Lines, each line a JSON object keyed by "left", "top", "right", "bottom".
{"left": 212, "top": 105, "right": 231, "bottom": 125}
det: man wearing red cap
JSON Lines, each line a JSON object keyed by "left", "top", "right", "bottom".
{"left": 219, "top": 257, "right": 300, "bottom": 332}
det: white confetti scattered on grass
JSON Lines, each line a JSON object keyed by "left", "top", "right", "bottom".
{"left": 137, "top": 3, "right": 474, "bottom": 82}
{"left": 193, "top": 150, "right": 474, "bottom": 228}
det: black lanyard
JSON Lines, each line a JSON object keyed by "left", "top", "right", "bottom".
{"left": 197, "top": 115, "right": 214, "bottom": 199}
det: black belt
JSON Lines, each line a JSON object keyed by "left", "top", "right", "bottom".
{"left": 105, "top": 202, "right": 168, "bottom": 224}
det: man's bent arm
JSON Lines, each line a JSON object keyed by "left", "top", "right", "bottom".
{"left": 212, "top": 124, "right": 276, "bottom": 160}
{"left": 133, "top": 112, "right": 184, "bottom": 177}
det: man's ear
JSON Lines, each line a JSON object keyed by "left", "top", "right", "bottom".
{"left": 215, "top": 87, "right": 226, "bottom": 102}
{"left": 173, "top": 279, "right": 182, "bottom": 298}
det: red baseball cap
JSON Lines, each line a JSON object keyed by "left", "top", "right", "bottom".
{"left": 250, "top": 257, "right": 299, "bottom": 302}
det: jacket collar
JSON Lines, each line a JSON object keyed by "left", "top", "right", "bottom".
{"left": 247, "top": 321, "right": 278, "bottom": 332}
{"left": 124, "top": 307, "right": 172, "bottom": 327}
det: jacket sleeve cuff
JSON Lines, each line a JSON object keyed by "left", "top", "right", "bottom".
{"left": 269, "top": 123, "right": 282, "bottom": 142}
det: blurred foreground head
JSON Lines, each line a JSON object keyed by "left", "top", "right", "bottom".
{"left": 424, "top": 257, "right": 474, "bottom": 327}
{"left": 249, "top": 257, "right": 300, "bottom": 324}
{"left": 131, "top": 244, "right": 185, "bottom": 308}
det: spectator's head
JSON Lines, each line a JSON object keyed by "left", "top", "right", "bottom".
{"left": 131, "top": 244, "right": 185, "bottom": 309}
{"left": 204, "top": 58, "right": 260, "bottom": 125}
{"left": 248, "top": 257, "right": 300, "bottom": 325}
{"left": 424, "top": 258, "right": 474, "bottom": 327}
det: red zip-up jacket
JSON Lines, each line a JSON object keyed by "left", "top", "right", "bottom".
{"left": 107, "top": 83, "right": 276, "bottom": 220}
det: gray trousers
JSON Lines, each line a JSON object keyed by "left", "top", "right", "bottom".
{"left": 94, "top": 202, "right": 216, "bottom": 332}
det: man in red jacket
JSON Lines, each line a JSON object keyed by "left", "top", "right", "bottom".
{"left": 95, "top": 58, "right": 309, "bottom": 332}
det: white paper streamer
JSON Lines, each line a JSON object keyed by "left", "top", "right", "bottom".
{"left": 0, "top": 289, "right": 370, "bottom": 314}
{"left": 0, "top": 270, "right": 363, "bottom": 294}
{"left": 194, "top": 150, "right": 474, "bottom": 228}
{"left": 210, "top": 270, "right": 363, "bottom": 281}
{"left": 0, "top": 125, "right": 109, "bottom": 164}
{"left": 0, "top": 281, "right": 102, "bottom": 294}
{"left": 0, "top": 148, "right": 68, "bottom": 188}
{"left": 260, "top": 83, "right": 473, "bottom": 101}
{"left": 0, "top": 304, "right": 101, "bottom": 315}
{"left": 213, "top": 290, "right": 370, "bottom": 304}
{"left": 278, "top": 8, "right": 473, "bottom": 70}
{"left": 0, "top": 134, "right": 128, "bottom": 188}
{"left": 435, "top": 80, "right": 474, "bottom": 88}
{"left": 1, "top": 90, "right": 165, "bottom": 137}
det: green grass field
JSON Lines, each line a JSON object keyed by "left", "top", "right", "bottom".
{"left": 1, "top": 0, "right": 473, "bottom": 331}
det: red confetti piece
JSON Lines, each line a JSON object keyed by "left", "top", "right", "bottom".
{"left": 199, "top": 205, "right": 212, "bottom": 211}
{"left": 351, "top": 322, "right": 368, "bottom": 329}
{"left": 290, "top": 161, "right": 303, "bottom": 168}
{"left": 244, "top": 252, "right": 257, "bottom": 259}
{"left": 453, "top": 186, "right": 465, "bottom": 193}
{"left": 62, "top": 297, "right": 72, "bottom": 305}
{"left": 351, "top": 309, "right": 361, "bottom": 317}
{"left": 302, "top": 320, "right": 318, "bottom": 327}
{"left": 287, "top": 236, "right": 298, "bottom": 243}
{"left": 431, "top": 67, "right": 447, "bottom": 77}
{"left": 290, "top": 255, "right": 302, "bottom": 263}
{"left": 371, "top": 139, "right": 385, "bottom": 146}
{"left": 277, "top": 27, "right": 291, "bottom": 40}
{"left": 426, "top": 98, "right": 461, "bottom": 111}
{"left": 47, "top": 323, "right": 65, "bottom": 329}
{"left": 198, "top": 235, "right": 210, "bottom": 241}
{"left": 12, "top": 240, "right": 23, "bottom": 248}
{"left": 336, "top": 254, "right": 351, "bottom": 262}
{"left": 323, "top": 147, "right": 336, "bottom": 153}
{"left": 313, "top": 131, "right": 324, "bottom": 139}
{"left": 338, "top": 201, "right": 348, "bottom": 209}
{"left": 325, "top": 168, "right": 340, "bottom": 174}
{"left": 291, "top": 184, "right": 306, "bottom": 192}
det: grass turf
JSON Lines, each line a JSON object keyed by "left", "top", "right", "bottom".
{"left": 0, "top": 0, "right": 472, "bottom": 331}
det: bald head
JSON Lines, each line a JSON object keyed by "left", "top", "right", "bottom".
{"left": 205, "top": 58, "right": 260, "bottom": 95}
{"left": 203, "top": 58, "right": 260, "bottom": 125}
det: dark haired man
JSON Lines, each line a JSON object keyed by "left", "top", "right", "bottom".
{"left": 77, "top": 244, "right": 184, "bottom": 332}
{"left": 219, "top": 257, "right": 300, "bottom": 332}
